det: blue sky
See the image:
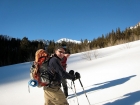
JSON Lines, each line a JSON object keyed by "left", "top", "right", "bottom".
{"left": 0, "top": 0, "right": 140, "bottom": 41}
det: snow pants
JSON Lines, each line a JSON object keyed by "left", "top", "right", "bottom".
{"left": 44, "top": 86, "right": 69, "bottom": 105}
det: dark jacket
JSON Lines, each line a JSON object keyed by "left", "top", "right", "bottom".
{"left": 48, "top": 54, "right": 74, "bottom": 83}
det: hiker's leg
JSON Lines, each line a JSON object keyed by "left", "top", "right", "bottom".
{"left": 44, "top": 90, "right": 55, "bottom": 105}
{"left": 44, "top": 86, "right": 69, "bottom": 105}
{"left": 63, "top": 87, "right": 68, "bottom": 98}
{"left": 62, "top": 79, "right": 68, "bottom": 98}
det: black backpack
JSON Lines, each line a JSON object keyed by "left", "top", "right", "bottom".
{"left": 29, "top": 49, "right": 55, "bottom": 88}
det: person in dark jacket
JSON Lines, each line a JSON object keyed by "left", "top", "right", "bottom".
{"left": 43, "top": 47, "right": 75, "bottom": 105}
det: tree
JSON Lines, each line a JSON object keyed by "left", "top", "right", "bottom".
{"left": 20, "top": 37, "right": 30, "bottom": 49}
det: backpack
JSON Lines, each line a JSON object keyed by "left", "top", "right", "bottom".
{"left": 29, "top": 49, "right": 53, "bottom": 88}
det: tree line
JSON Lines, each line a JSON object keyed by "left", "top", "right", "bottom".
{"left": 0, "top": 25, "right": 140, "bottom": 67}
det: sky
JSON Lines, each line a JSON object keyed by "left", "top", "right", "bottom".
{"left": 0, "top": 40, "right": 140, "bottom": 105}
{"left": 1, "top": 0, "right": 140, "bottom": 42}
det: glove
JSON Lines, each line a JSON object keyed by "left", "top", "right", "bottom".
{"left": 69, "top": 70, "right": 81, "bottom": 81}
{"left": 69, "top": 70, "right": 76, "bottom": 81}
{"left": 75, "top": 72, "right": 81, "bottom": 79}
{"left": 69, "top": 70, "right": 74, "bottom": 76}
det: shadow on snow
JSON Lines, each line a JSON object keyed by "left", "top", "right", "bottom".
{"left": 68, "top": 75, "right": 136, "bottom": 99}
{"left": 0, "top": 62, "right": 31, "bottom": 85}
{"left": 103, "top": 90, "right": 140, "bottom": 105}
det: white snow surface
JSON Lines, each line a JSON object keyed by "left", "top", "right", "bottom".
{"left": 1, "top": 40, "right": 140, "bottom": 105}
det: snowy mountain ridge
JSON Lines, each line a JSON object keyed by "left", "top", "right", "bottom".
{"left": 34, "top": 38, "right": 81, "bottom": 45}
{"left": 55, "top": 38, "right": 81, "bottom": 43}
{"left": 130, "top": 22, "right": 140, "bottom": 29}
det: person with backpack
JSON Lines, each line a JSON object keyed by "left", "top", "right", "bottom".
{"left": 61, "top": 50, "right": 71, "bottom": 98}
{"left": 43, "top": 47, "right": 80, "bottom": 105}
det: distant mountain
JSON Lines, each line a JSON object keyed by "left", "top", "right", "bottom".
{"left": 56, "top": 38, "right": 81, "bottom": 43}
{"left": 33, "top": 38, "right": 81, "bottom": 45}
{"left": 129, "top": 22, "right": 140, "bottom": 29}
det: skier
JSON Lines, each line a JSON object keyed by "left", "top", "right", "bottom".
{"left": 43, "top": 47, "right": 80, "bottom": 105}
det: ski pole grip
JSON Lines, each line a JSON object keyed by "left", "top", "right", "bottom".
{"left": 69, "top": 70, "right": 74, "bottom": 75}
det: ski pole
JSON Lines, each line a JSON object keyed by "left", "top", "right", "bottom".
{"left": 72, "top": 81, "right": 80, "bottom": 105}
{"left": 71, "top": 81, "right": 73, "bottom": 89}
{"left": 67, "top": 82, "right": 79, "bottom": 105}
{"left": 78, "top": 78, "right": 91, "bottom": 105}
{"left": 69, "top": 70, "right": 79, "bottom": 105}
{"left": 67, "top": 81, "right": 73, "bottom": 90}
